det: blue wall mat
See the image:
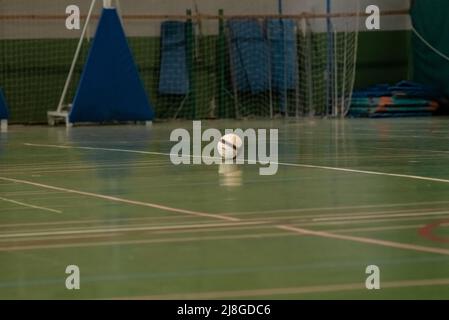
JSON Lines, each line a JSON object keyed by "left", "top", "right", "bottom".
{"left": 158, "top": 21, "right": 189, "bottom": 95}
{"left": 69, "top": 8, "right": 154, "bottom": 123}
{"left": 228, "top": 20, "right": 270, "bottom": 93}
{"left": 266, "top": 19, "right": 298, "bottom": 91}
{"left": 412, "top": 0, "right": 449, "bottom": 96}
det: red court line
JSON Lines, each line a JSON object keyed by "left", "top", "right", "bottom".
{"left": 419, "top": 220, "right": 449, "bottom": 244}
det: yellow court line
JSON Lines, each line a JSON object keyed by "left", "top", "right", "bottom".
{"left": 0, "top": 196, "right": 61, "bottom": 214}
{"left": 0, "top": 214, "right": 196, "bottom": 229}
{"left": 292, "top": 214, "right": 449, "bottom": 228}
{"left": 236, "top": 208, "right": 449, "bottom": 221}
{"left": 277, "top": 225, "right": 449, "bottom": 256}
{"left": 1, "top": 220, "right": 447, "bottom": 253}
{"left": 1, "top": 205, "right": 448, "bottom": 230}
{"left": 0, "top": 231, "right": 289, "bottom": 252}
{"left": 0, "top": 176, "right": 239, "bottom": 222}
{"left": 0, "top": 233, "right": 124, "bottom": 243}
{"left": 2, "top": 163, "right": 173, "bottom": 175}
{"left": 0, "top": 221, "right": 265, "bottom": 239}
{"left": 114, "top": 278, "right": 449, "bottom": 299}
{"left": 0, "top": 223, "right": 436, "bottom": 247}
{"left": 240, "top": 212, "right": 449, "bottom": 225}
{"left": 312, "top": 210, "right": 449, "bottom": 222}
{"left": 0, "top": 212, "right": 429, "bottom": 237}
{"left": 227, "top": 200, "right": 449, "bottom": 216}
{"left": 0, "top": 217, "right": 428, "bottom": 240}
{"left": 2, "top": 208, "right": 448, "bottom": 238}
{"left": 0, "top": 226, "right": 275, "bottom": 243}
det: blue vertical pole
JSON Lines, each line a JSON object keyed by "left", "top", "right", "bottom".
{"left": 326, "top": 0, "right": 333, "bottom": 116}
{"left": 278, "top": 0, "right": 287, "bottom": 115}
{"left": 278, "top": 0, "right": 282, "bottom": 13}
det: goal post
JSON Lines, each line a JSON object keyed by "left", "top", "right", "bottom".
{"left": 62, "top": 6, "right": 359, "bottom": 121}
{"left": 48, "top": 0, "right": 154, "bottom": 126}
{"left": 47, "top": 0, "right": 98, "bottom": 126}
{"left": 1, "top": 0, "right": 365, "bottom": 124}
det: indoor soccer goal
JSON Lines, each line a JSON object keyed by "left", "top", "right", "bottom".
{"left": 1, "top": 0, "right": 361, "bottom": 124}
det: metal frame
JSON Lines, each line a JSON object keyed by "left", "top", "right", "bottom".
{"left": 47, "top": 0, "right": 98, "bottom": 127}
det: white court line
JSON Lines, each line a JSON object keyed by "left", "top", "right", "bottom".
{"left": 25, "top": 143, "right": 449, "bottom": 184}
{"left": 0, "top": 176, "right": 239, "bottom": 222}
{"left": 0, "top": 196, "right": 61, "bottom": 214}
{"left": 24, "top": 143, "right": 171, "bottom": 157}
{"left": 347, "top": 132, "right": 449, "bottom": 140}
{"left": 277, "top": 162, "right": 449, "bottom": 184}
{"left": 277, "top": 225, "right": 449, "bottom": 256}
{"left": 372, "top": 146, "right": 449, "bottom": 155}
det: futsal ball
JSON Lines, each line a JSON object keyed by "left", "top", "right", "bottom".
{"left": 217, "top": 133, "right": 243, "bottom": 160}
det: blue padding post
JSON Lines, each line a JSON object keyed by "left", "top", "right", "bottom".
{"left": 69, "top": 8, "right": 154, "bottom": 123}
{"left": 228, "top": 20, "right": 270, "bottom": 93}
{"left": 158, "top": 21, "right": 189, "bottom": 95}
{"left": 0, "top": 88, "right": 9, "bottom": 120}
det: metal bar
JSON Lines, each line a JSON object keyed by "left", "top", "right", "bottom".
{"left": 56, "top": 0, "right": 97, "bottom": 113}
{"left": 0, "top": 10, "right": 410, "bottom": 21}
{"left": 326, "top": 0, "right": 333, "bottom": 116}
{"left": 186, "top": 9, "right": 196, "bottom": 119}
{"left": 217, "top": 9, "right": 226, "bottom": 118}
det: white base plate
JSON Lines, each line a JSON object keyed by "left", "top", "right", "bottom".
{"left": 47, "top": 111, "right": 70, "bottom": 127}
{"left": 0, "top": 119, "right": 7, "bottom": 133}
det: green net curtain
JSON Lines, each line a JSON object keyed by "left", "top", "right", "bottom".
{"left": 411, "top": 0, "right": 449, "bottom": 96}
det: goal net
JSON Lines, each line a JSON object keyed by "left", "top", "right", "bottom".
{"left": 0, "top": 0, "right": 360, "bottom": 123}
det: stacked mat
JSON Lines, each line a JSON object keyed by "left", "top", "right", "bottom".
{"left": 227, "top": 20, "right": 271, "bottom": 93}
{"left": 159, "top": 21, "right": 189, "bottom": 95}
{"left": 227, "top": 19, "right": 298, "bottom": 94}
{"left": 265, "top": 19, "right": 298, "bottom": 92}
{"left": 349, "top": 81, "right": 441, "bottom": 117}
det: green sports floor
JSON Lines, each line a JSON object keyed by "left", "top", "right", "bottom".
{"left": 0, "top": 118, "right": 449, "bottom": 299}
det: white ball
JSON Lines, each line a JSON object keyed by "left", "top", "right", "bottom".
{"left": 217, "top": 133, "right": 243, "bottom": 160}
